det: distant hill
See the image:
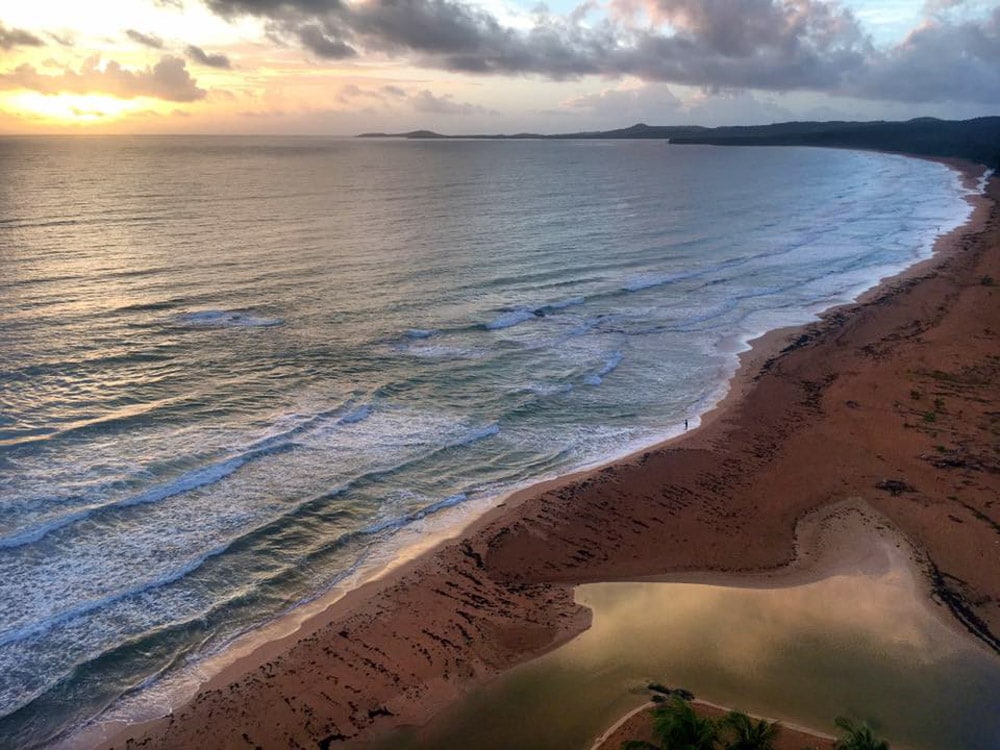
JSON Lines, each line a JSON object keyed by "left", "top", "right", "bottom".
{"left": 356, "top": 117, "right": 1000, "bottom": 167}
{"left": 668, "top": 117, "right": 1000, "bottom": 169}
{"left": 357, "top": 129, "right": 448, "bottom": 139}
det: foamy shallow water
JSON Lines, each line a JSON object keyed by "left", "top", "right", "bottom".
{"left": 0, "top": 137, "right": 977, "bottom": 746}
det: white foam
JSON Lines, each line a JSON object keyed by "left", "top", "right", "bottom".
{"left": 976, "top": 168, "right": 994, "bottom": 195}
{"left": 622, "top": 270, "right": 696, "bottom": 292}
{"left": 584, "top": 351, "right": 623, "bottom": 386}
{"left": 404, "top": 328, "right": 435, "bottom": 339}
{"left": 485, "top": 308, "right": 537, "bottom": 330}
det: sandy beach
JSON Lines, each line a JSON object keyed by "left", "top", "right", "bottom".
{"left": 101, "top": 158, "right": 998, "bottom": 750}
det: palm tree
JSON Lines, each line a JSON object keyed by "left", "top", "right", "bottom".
{"left": 719, "top": 710, "right": 781, "bottom": 750}
{"left": 651, "top": 696, "right": 720, "bottom": 750}
{"left": 833, "top": 716, "right": 890, "bottom": 750}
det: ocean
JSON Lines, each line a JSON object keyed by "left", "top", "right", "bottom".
{"left": 0, "top": 136, "right": 976, "bottom": 747}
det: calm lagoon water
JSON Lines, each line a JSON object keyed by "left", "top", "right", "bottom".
{"left": 0, "top": 136, "right": 978, "bottom": 746}
{"left": 389, "top": 537, "right": 1000, "bottom": 750}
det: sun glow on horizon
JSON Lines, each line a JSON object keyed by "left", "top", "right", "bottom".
{"left": 3, "top": 92, "right": 164, "bottom": 126}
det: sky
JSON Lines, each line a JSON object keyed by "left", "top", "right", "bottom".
{"left": 0, "top": 0, "right": 997, "bottom": 134}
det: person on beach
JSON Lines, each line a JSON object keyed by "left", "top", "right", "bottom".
{"left": 684, "top": 419, "right": 688, "bottom": 430}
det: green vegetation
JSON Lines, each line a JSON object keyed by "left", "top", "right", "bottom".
{"left": 832, "top": 717, "right": 890, "bottom": 750}
{"left": 621, "top": 697, "right": 780, "bottom": 750}
{"left": 721, "top": 711, "right": 782, "bottom": 750}
{"left": 368, "top": 118, "right": 1000, "bottom": 171}
{"left": 617, "top": 695, "right": 892, "bottom": 750}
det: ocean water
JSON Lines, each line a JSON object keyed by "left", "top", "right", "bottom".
{"left": 0, "top": 136, "right": 976, "bottom": 747}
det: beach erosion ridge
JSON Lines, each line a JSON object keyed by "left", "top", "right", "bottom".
{"left": 85, "top": 155, "right": 1000, "bottom": 750}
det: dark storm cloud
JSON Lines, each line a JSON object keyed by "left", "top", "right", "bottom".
{"left": 641, "top": 0, "right": 868, "bottom": 58}
{"left": 349, "top": 0, "right": 503, "bottom": 55}
{"left": 197, "top": 0, "right": 1000, "bottom": 104}
{"left": 605, "top": 0, "right": 872, "bottom": 90}
{"left": 126, "top": 29, "right": 166, "bottom": 49}
{"left": 186, "top": 44, "right": 233, "bottom": 68}
{"left": 858, "top": 8, "right": 1000, "bottom": 103}
{"left": 205, "top": 0, "right": 341, "bottom": 17}
{"left": 0, "top": 55, "right": 206, "bottom": 102}
{"left": 0, "top": 22, "right": 45, "bottom": 49}
{"left": 294, "top": 22, "right": 356, "bottom": 58}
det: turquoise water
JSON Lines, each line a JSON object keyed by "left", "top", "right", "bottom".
{"left": 0, "top": 137, "right": 975, "bottom": 746}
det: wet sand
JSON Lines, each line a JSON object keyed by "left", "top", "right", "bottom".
{"left": 102, "top": 160, "right": 998, "bottom": 749}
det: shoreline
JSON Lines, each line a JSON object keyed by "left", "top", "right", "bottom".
{"left": 93, "top": 155, "right": 997, "bottom": 750}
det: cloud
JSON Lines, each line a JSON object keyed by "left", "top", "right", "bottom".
{"left": 336, "top": 81, "right": 386, "bottom": 103}
{"left": 47, "top": 31, "right": 75, "bottom": 47}
{"left": 411, "top": 89, "right": 494, "bottom": 115}
{"left": 186, "top": 44, "right": 233, "bottom": 68}
{"left": 333, "top": 82, "right": 493, "bottom": 115}
{"left": 0, "top": 22, "right": 44, "bottom": 50}
{"left": 199, "top": 0, "right": 1000, "bottom": 105}
{"left": 565, "top": 82, "right": 682, "bottom": 117}
{"left": 0, "top": 55, "right": 207, "bottom": 102}
{"left": 205, "top": 0, "right": 340, "bottom": 17}
{"left": 615, "top": 0, "right": 872, "bottom": 90}
{"left": 858, "top": 9, "right": 1000, "bottom": 103}
{"left": 294, "top": 22, "right": 356, "bottom": 58}
{"left": 126, "top": 29, "right": 165, "bottom": 49}
{"left": 198, "top": 0, "right": 865, "bottom": 86}
{"left": 564, "top": 81, "right": 794, "bottom": 126}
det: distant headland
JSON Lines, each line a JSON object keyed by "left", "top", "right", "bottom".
{"left": 358, "top": 116, "right": 1000, "bottom": 168}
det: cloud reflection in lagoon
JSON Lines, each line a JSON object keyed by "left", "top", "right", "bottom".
{"left": 394, "top": 534, "right": 1000, "bottom": 750}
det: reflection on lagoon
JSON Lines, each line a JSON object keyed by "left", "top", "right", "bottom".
{"left": 385, "top": 532, "right": 1000, "bottom": 750}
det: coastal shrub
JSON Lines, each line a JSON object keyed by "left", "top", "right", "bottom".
{"left": 616, "top": 690, "right": 889, "bottom": 750}
{"left": 832, "top": 716, "right": 890, "bottom": 750}
{"left": 923, "top": 411, "right": 937, "bottom": 423}
{"left": 652, "top": 697, "right": 719, "bottom": 750}
{"left": 981, "top": 275, "right": 995, "bottom": 286}
{"left": 719, "top": 711, "right": 781, "bottom": 750}
{"left": 909, "top": 389, "right": 921, "bottom": 400}
{"left": 622, "top": 699, "right": 783, "bottom": 750}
